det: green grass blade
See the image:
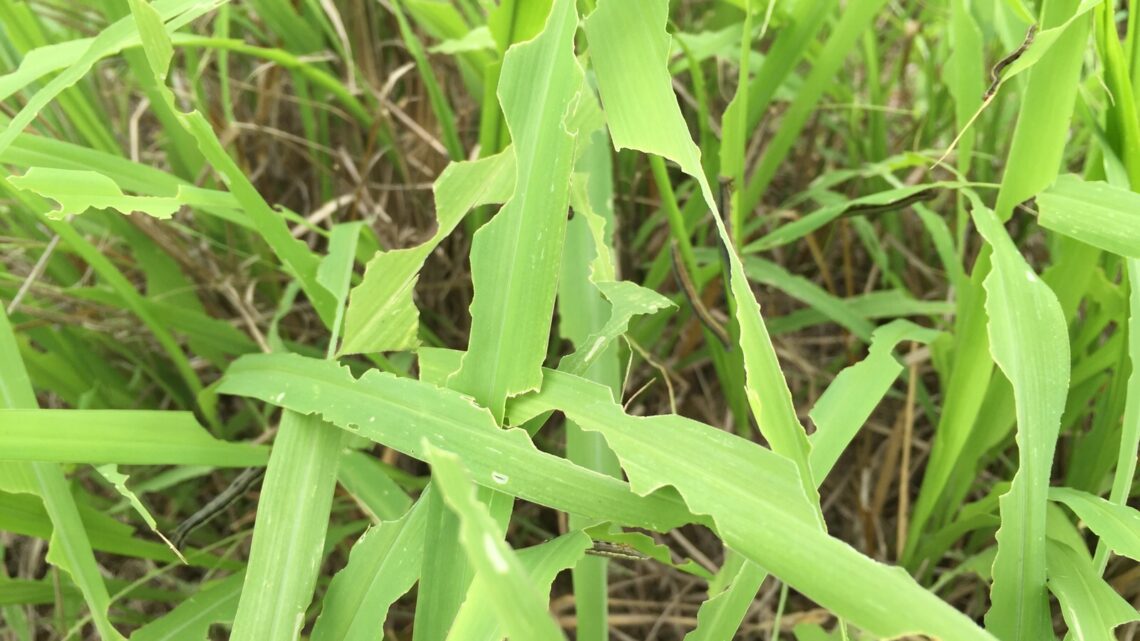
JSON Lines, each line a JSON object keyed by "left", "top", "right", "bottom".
{"left": 131, "top": 572, "right": 244, "bottom": 641}
{"left": 310, "top": 496, "right": 427, "bottom": 641}
{"left": 426, "top": 443, "right": 574, "bottom": 641}
{"left": 808, "top": 320, "right": 941, "bottom": 481}
{"left": 0, "top": 410, "right": 267, "bottom": 466}
{"left": 1049, "top": 487, "right": 1140, "bottom": 561}
{"left": 340, "top": 149, "right": 515, "bottom": 355}
{"left": 448, "top": 0, "right": 581, "bottom": 422}
{"left": 1045, "top": 540, "right": 1139, "bottom": 641}
{"left": 446, "top": 532, "right": 591, "bottom": 640}
{"left": 229, "top": 411, "right": 343, "bottom": 640}
{"left": 0, "top": 310, "right": 124, "bottom": 640}
{"left": 1036, "top": 174, "right": 1140, "bottom": 257}
{"left": 217, "top": 352, "right": 695, "bottom": 531}
{"left": 512, "top": 369, "right": 995, "bottom": 640}
{"left": 556, "top": 129, "right": 624, "bottom": 641}
{"left": 970, "top": 197, "right": 1069, "bottom": 641}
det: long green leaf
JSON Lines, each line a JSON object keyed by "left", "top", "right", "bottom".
{"left": 216, "top": 352, "right": 695, "bottom": 532}
{"left": 1045, "top": 540, "right": 1138, "bottom": 641}
{"left": 311, "top": 496, "right": 427, "bottom": 641}
{"left": 426, "top": 443, "right": 571, "bottom": 641}
{"left": 1049, "top": 487, "right": 1140, "bottom": 561}
{"left": 0, "top": 410, "right": 268, "bottom": 466}
{"left": 510, "top": 369, "right": 994, "bottom": 640}
{"left": 1036, "top": 174, "right": 1140, "bottom": 258}
{"left": 971, "top": 196, "right": 1069, "bottom": 641}
{"left": 448, "top": 0, "right": 581, "bottom": 422}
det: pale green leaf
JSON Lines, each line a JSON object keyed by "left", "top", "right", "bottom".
{"left": 1036, "top": 174, "right": 1140, "bottom": 258}
{"left": 971, "top": 197, "right": 1069, "bottom": 641}
{"left": 1045, "top": 540, "right": 1139, "bottom": 641}
{"left": 1049, "top": 487, "right": 1140, "bottom": 561}
{"left": 429, "top": 26, "right": 495, "bottom": 54}
{"left": 340, "top": 149, "right": 515, "bottom": 355}
{"left": 126, "top": 0, "right": 173, "bottom": 81}
{"left": 216, "top": 352, "right": 695, "bottom": 532}
{"left": 311, "top": 496, "right": 427, "bottom": 641}
{"left": 8, "top": 168, "right": 184, "bottom": 219}
{"left": 448, "top": 0, "right": 582, "bottom": 422}
{"left": 93, "top": 465, "right": 183, "bottom": 560}
{"left": 426, "top": 443, "right": 569, "bottom": 641}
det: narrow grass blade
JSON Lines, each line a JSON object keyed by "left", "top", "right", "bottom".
{"left": 217, "top": 352, "right": 695, "bottom": 531}
{"left": 337, "top": 450, "right": 413, "bottom": 521}
{"left": 970, "top": 197, "right": 1069, "bottom": 641}
{"left": 448, "top": 0, "right": 581, "bottom": 422}
{"left": 683, "top": 561, "right": 768, "bottom": 641}
{"left": 1049, "top": 487, "right": 1140, "bottom": 561}
{"left": 229, "top": 411, "right": 343, "bottom": 640}
{"left": 131, "top": 572, "right": 244, "bottom": 641}
{"left": 1036, "top": 174, "right": 1140, "bottom": 258}
{"left": 340, "top": 149, "right": 515, "bottom": 355}
{"left": 446, "top": 532, "right": 591, "bottom": 641}
{"left": 0, "top": 410, "right": 268, "bottom": 466}
{"left": 809, "top": 320, "right": 941, "bottom": 480}
{"left": 426, "top": 443, "right": 571, "bottom": 641}
{"left": 311, "top": 496, "right": 427, "bottom": 641}
{"left": 1045, "top": 540, "right": 1139, "bottom": 641}
{"left": 510, "top": 369, "right": 994, "bottom": 640}
{"left": 317, "top": 222, "right": 362, "bottom": 355}
{"left": 0, "top": 310, "right": 124, "bottom": 640}
{"left": 556, "top": 129, "right": 625, "bottom": 641}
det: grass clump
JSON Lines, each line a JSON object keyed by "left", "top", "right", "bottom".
{"left": 0, "top": 0, "right": 1138, "bottom": 639}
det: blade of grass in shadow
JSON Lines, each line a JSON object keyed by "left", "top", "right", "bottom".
{"left": 387, "top": 0, "right": 463, "bottom": 160}
{"left": 736, "top": 0, "right": 888, "bottom": 217}
{"left": 0, "top": 308, "right": 125, "bottom": 640}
